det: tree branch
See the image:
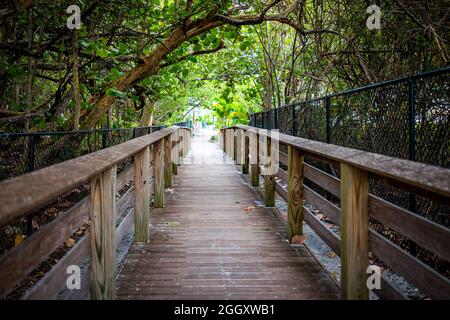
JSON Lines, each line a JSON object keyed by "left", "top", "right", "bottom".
{"left": 159, "top": 40, "right": 225, "bottom": 69}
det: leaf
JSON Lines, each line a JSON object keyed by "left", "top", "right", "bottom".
{"left": 15, "top": 234, "right": 25, "bottom": 246}
{"left": 66, "top": 238, "right": 76, "bottom": 247}
{"left": 292, "top": 234, "right": 307, "bottom": 244}
{"left": 328, "top": 252, "right": 337, "bottom": 258}
{"left": 106, "top": 87, "right": 127, "bottom": 99}
{"left": 244, "top": 206, "right": 255, "bottom": 213}
{"left": 96, "top": 48, "right": 111, "bottom": 58}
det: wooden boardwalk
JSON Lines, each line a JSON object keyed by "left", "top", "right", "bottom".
{"left": 116, "top": 129, "right": 339, "bottom": 300}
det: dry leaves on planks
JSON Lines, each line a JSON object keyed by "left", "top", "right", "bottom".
{"left": 244, "top": 206, "right": 255, "bottom": 213}
{"left": 292, "top": 234, "right": 307, "bottom": 244}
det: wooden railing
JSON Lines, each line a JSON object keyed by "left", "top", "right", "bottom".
{"left": 220, "top": 125, "right": 450, "bottom": 300}
{"left": 0, "top": 126, "right": 192, "bottom": 299}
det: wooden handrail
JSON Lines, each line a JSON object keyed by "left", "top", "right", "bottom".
{"left": 235, "top": 125, "right": 450, "bottom": 199}
{"left": 221, "top": 125, "right": 450, "bottom": 300}
{"left": 0, "top": 126, "right": 179, "bottom": 226}
{"left": 0, "top": 126, "right": 192, "bottom": 300}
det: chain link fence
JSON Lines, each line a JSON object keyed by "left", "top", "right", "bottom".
{"left": 0, "top": 125, "right": 167, "bottom": 182}
{"left": 250, "top": 67, "right": 449, "bottom": 224}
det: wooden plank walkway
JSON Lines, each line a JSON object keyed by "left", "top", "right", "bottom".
{"left": 116, "top": 129, "right": 339, "bottom": 300}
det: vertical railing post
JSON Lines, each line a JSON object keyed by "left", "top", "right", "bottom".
{"left": 153, "top": 139, "right": 165, "bottom": 208}
{"left": 164, "top": 135, "right": 173, "bottom": 188}
{"left": 222, "top": 129, "right": 227, "bottom": 153}
{"left": 264, "top": 134, "right": 275, "bottom": 207}
{"left": 340, "top": 163, "right": 369, "bottom": 300}
{"left": 134, "top": 147, "right": 150, "bottom": 243}
{"left": 183, "top": 129, "right": 188, "bottom": 158}
{"left": 243, "top": 132, "right": 249, "bottom": 174}
{"left": 172, "top": 132, "right": 178, "bottom": 175}
{"left": 250, "top": 131, "right": 259, "bottom": 186}
{"left": 233, "top": 128, "right": 237, "bottom": 162}
{"left": 228, "top": 128, "right": 234, "bottom": 160}
{"left": 187, "top": 128, "right": 191, "bottom": 153}
{"left": 89, "top": 166, "right": 117, "bottom": 300}
{"left": 287, "top": 145, "right": 304, "bottom": 242}
{"left": 236, "top": 129, "right": 243, "bottom": 166}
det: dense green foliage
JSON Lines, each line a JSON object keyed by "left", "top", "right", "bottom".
{"left": 0, "top": 0, "right": 448, "bottom": 131}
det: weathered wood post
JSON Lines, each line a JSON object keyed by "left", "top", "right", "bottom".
{"left": 340, "top": 163, "right": 369, "bottom": 300}
{"left": 184, "top": 129, "right": 188, "bottom": 157}
{"left": 133, "top": 147, "right": 150, "bottom": 243}
{"left": 233, "top": 128, "right": 237, "bottom": 162}
{"left": 226, "top": 129, "right": 231, "bottom": 156}
{"left": 264, "top": 134, "right": 275, "bottom": 207}
{"left": 236, "top": 128, "right": 243, "bottom": 167}
{"left": 187, "top": 128, "right": 191, "bottom": 153}
{"left": 243, "top": 133, "right": 249, "bottom": 174}
{"left": 164, "top": 135, "right": 172, "bottom": 188}
{"left": 222, "top": 128, "right": 226, "bottom": 153}
{"left": 179, "top": 131, "right": 184, "bottom": 163}
{"left": 172, "top": 132, "right": 178, "bottom": 175}
{"left": 287, "top": 145, "right": 304, "bottom": 242}
{"left": 153, "top": 139, "right": 165, "bottom": 208}
{"left": 89, "top": 166, "right": 117, "bottom": 300}
{"left": 250, "top": 131, "right": 259, "bottom": 187}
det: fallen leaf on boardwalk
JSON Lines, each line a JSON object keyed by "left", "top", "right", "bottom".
{"left": 292, "top": 234, "right": 307, "bottom": 244}
{"left": 66, "top": 238, "right": 75, "bottom": 247}
{"left": 328, "top": 252, "right": 337, "bottom": 258}
{"left": 15, "top": 234, "right": 25, "bottom": 246}
{"left": 244, "top": 206, "right": 255, "bottom": 213}
{"left": 316, "top": 214, "right": 324, "bottom": 220}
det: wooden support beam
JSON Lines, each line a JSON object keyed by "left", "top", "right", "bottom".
{"left": 89, "top": 166, "right": 117, "bottom": 300}
{"left": 153, "top": 139, "right": 165, "bottom": 208}
{"left": 251, "top": 132, "right": 259, "bottom": 187}
{"left": 182, "top": 129, "right": 187, "bottom": 158}
{"left": 222, "top": 129, "right": 226, "bottom": 153}
{"left": 179, "top": 133, "right": 184, "bottom": 161}
{"left": 233, "top": 129, "right": 237, "bottom": 162}
{"left": 243, "top": 134, "right": 249, "bottom": 174}
{"left": 236, "top": 129, "right": 243, "bottom": 165}
{"left": 340, "top": 163, "right": 369, "bottom": 300}
{"left": 228, "top": 129, "right": 232, "bottom": 157}
{"left": 164, "top": 136, "right": 173, "bottom": 188}
{"left": 187, "top": 129, "right": 191, "bottom": 153}
{"left": 264, "top": 136, "right": 275, "bottom": 207}
{"left": 172, "top": 133, "right": 178, "bottom": 175}
{"left": 133, "top": 147, "right": 150, "bottom": 244}
{"left": 287, "top": 145, "right": 304, "bottom": 242}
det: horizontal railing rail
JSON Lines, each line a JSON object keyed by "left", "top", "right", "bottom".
{"left": 220, "top": 125, "right": 450, "bottom": 300}
{"left": 0, "top": 125, "right": 192, "bottom": 299}
{"left": 249, "top": 67, "right": 450, "bottom": 171}
{"left": 0, "top": 125, "right": 166, "bottom": 182}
